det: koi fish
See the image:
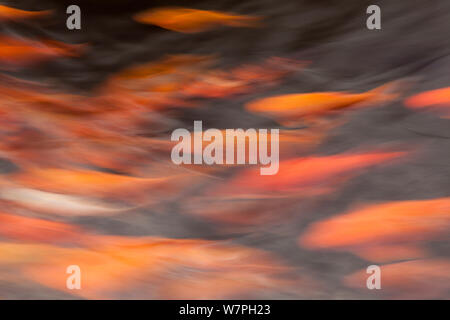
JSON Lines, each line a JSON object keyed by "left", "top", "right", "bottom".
{"left": 246, "top": 82, "right": 398, "bottom": 126}
{"left": 0, "top": 212, "right": 83, "bottom": 243}
{"left": 112, "top": 54, "right": 213, "bottom": 81}
{"left": 299, "top": 198, "right": 450, "bottom": 262}
{"left": 0, "top": 237, "right": 290, "bottom": 299}
{"left": 405, "top": 87, "right": 450, "bottom": 118}
{"left": 0, "top": 187, "right": 129, "bottom": 216}
{"left": 8, "top": 168, "right": 173, "bottom": 198}
{"left": 0, "top": 36, "right": 84, "bottom": 68}
{"left": 209, "top": 151, "right": 406, "bottom": 198}
{"left": 134, "top": 7, "right": 261, "bottom": 33}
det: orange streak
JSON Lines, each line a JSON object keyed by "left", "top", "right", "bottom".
{"left": 0, "top": 237, "right": 292, "bottom": 299}
{"left": 300, "top": 198, "right": 450, "bottom": 261}
{"left": 405, "top": 87, "right": 450, "bottom": 118}
{"left": 0, "top": 213, "right": 83, "bottom": 243}
{"left": 0, "top": 5, "right": 50, "bottom": 21}
{"left": 246, "top": 82, "right": 397, "bottom": 124}
{"left": 211, "top": 151, "right": 406, "bottom": 198}
{"left": 134, "top": 7, "right": 261, "bottom": 33}
{"left": 0, "top": 36, "right": 83, "bottom": 67}
{"left": 405, "top": 87, "right": 450, "bottom": 108}
{"left": 9, "top": 168, "right": 171, "bottom": 198}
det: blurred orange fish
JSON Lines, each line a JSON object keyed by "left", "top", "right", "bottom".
{"left": 209, "top": 151, "right": 406, "bottom": 198}
{"left": 9, "top": 168, "right": 173, "bottom": 198}
{"left": 0, "top": 187, "right": 129, "bottom": 216}
{"left": 405, "top": 87, "right": 450, "bottom": 118}
{"left": 112, "top": 54, "right": 213, "bottom": 81}
{"left": 184, "top": 151, "right": 406, "bottom": 227}
{"left": 181, "top": 59, "right": 305, "bottom": 99}
{"left": 134, "top": 7, "right": 261, "bottom": 33}
{"left": 0, "top": 237, "right": 291, "bottom": 299}
{"left": 0, "top": 213, "right": 82, "bottom": 243}
{"left": 182, "top": 58, "right": 306, "bottom": 99}
{"left": 246, "top": 83, "right": 397, "bottom": 126}
{"left": 0, "top": 89, "right": 109, "bottom": 117}
{"left": 0, "top": 5, "right": 50, "bottom": 21}
{"left": 0, "top": 36, "right": 84, "bottom": 68}
{"left": 299, "top": 198, "right": 450, "bottom": 262}
{"left": 104, "top": 55, "right": 305, "bottom": 115}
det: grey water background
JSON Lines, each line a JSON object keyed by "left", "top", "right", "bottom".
{"left": 0, "top": 0, "right": 449, "bottom": 299}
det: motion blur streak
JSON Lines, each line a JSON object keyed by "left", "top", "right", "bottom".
{"left": 0, "top": 213, "right": 83, "bottom": 243}
{"left": 133, "top": 7, "right": 261, "bottom": 33}
{"left": 300, "top": 198, "right": 450, "bottom": 262}
{"left": 246, "top": 82, "right": 398, "bottom": 125}
{"left": 0, "top": 4, "right": 50, "bottom": 21}
{"left": 0, "top": 35, "right": 82, "bottom": 68}
{"left": 405, "top": 87, "right": 450, "bottom": 118}
{"left": 0, "top": 237, "right": 297, "bottom": 299}
{"left": 208, "top": 151, "right": 407, "bottom": 197}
